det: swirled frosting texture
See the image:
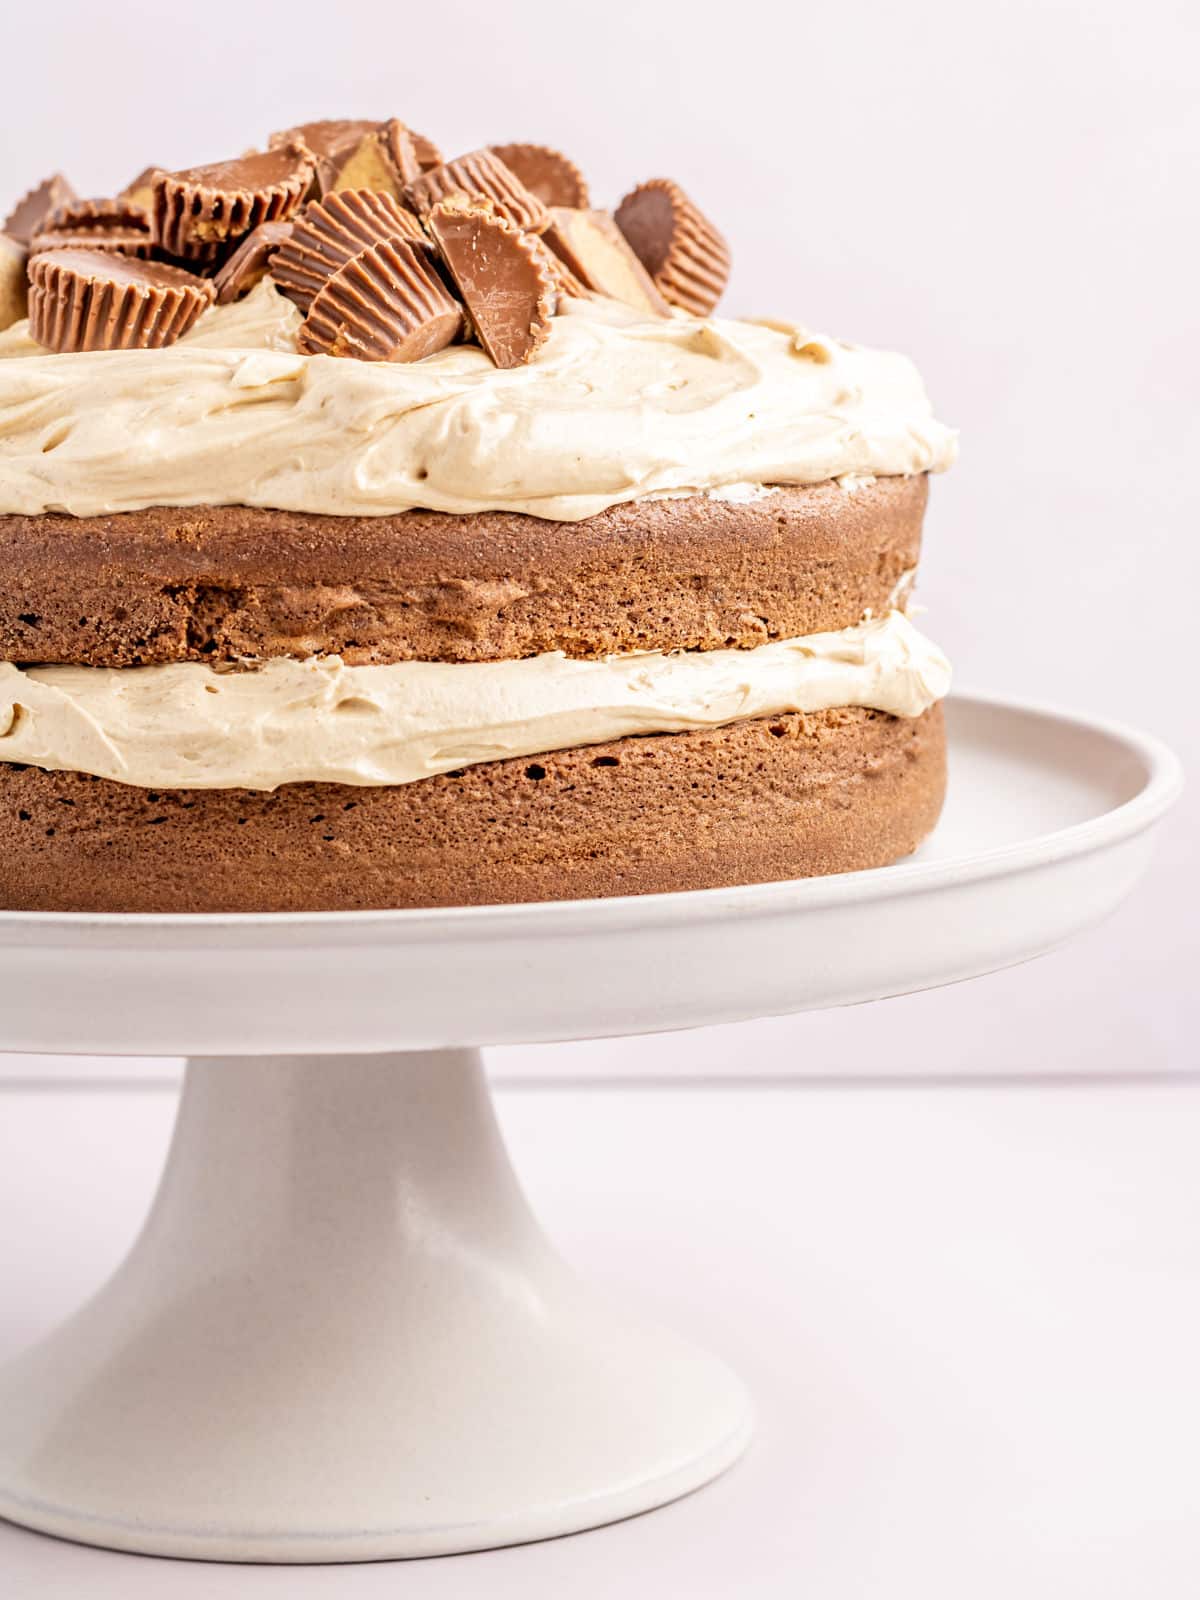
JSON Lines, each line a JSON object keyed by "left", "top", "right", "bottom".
{"left": 0, "top": 281, "right": 956, "bottom": 522}
{"left": 0, "top": 611, "right": 950, "bottom": 791}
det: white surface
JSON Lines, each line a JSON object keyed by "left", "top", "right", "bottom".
{"left": 1, "top": 1077, "right": 1198, "bottom": 1597}
{"left": 0, "top": 694, "right": 1181, "bottom": 1056}
{"left": 1, "top": 0, "right": 1195, "bottom": 1077}
{"left": 0, "top": 1050, "right": 748, "bottom": 1561}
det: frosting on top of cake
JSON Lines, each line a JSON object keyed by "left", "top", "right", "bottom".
{"left": 0, "top": 280, "right": 956, "bottom": 523}
{"left": 0, "top": 610, "right": 950, "bottom": 791}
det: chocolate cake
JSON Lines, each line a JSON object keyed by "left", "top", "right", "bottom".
{"left": 0, "top": 121, "right": 956, "bottom": 913}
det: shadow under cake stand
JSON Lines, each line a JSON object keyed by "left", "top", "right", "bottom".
{"left": 0, "top": 692, "right": 1182, "bottom": 1563}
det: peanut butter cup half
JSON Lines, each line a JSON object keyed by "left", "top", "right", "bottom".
{"left": 3, "top": 174, "right": 76, "bottom": 246}
{"left": 0, "top": 233, "right": 28, "bottom": 332}
{"left": 544, "top": 207, "right": 669, "bottom": 316}
{"left": 41, "top": 196, "right": 151, "bottom": 236}
{"left": 213, "top": 221, "right": 294, "bottom": 304}
{"left": 409, "top": 129, "right": 444, "bottom": 172}
{"left": 427, "top": 202, "right": 556, "bottom": 369}
{"left": 405, "top": 150, "right": 550, "bottom": 235}
{"left": 29, "top": 226, "right": 155, "bottom": 260}
{"left": 272, "top": 189, "right": 429, "bottom": 314}
{"left": 490, "top": 143, "right": 589, "bottom": 209}
{"left": 298, "top": 237, "right": 463, "bottom": 362}
{"left": 615, "top": 178, "right": 731, "bottom": 316}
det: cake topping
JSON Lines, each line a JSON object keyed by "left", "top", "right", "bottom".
{"left": 298, "top": 236, "right": 463, "bottom": 363}
{"left": 544, "top": 208, "right": 669, "bottom": 316}
{"left": 426, "top": 202, "right": 556, "bottom": 369}
{"left": 614, "top": 179, "right": 730, "bottom": 317}
{"left": 3, "top": 175, "right": 76, "bottom": 246}
{"left": 41, "top": 196, "right": 151, "bottom": 237}
{"left": 490, "top": 144, "right": 589, "bottom": 209}
{"left": 0, "top": 115, "right": 741, "bottom": 371}
{"left": 0, "top": 234, "right": 28, "bottom": 333}
{"left": 326, "top": 119, "right": 422, "bottom": 196}
{"left": 272, "top": 189, "right": 429, "bottom": 314}
{"left": 269, "top": 119, "right": 375, "bottom": 187}
{"left": 153, "top": 145, "right": 314, "bottom": 262}
{"left": 121, "top": 167, "right": 160, "bottom": 212}
{"left": 29, "top": 226, "right": 155, "bottom": 260}
{"left": 213, "top": 221, "right": 294, "bottom": 305}
{"left": 405, "top": 150, "right": 551, "bottom": 235}
{"left": 409, "top": 130, "right": 444, "bottom": 172}
{"left": 27, "top": 248, "right": 215, "bottom": 352}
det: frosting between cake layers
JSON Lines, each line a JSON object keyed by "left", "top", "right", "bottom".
{"left": 0, "top": 610, "right": 950, "bottom": 791}
{"left": 0, "top": 281, "right": 957, "bottom": 523}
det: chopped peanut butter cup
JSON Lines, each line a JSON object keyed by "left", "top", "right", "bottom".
{"left": 544, "top": 207, "right": 669, "bottom": 316}
{"left": 268, "top": 118, "right": 419, "bottom": 198}
{"left": 530, "top": 233, "right": 588, "bottom": 300}
{"left": 30, "top": 226, "right": 155, "bottom": 259}
{"left": 272, "top": 189, "right": 429, "bottom": 314}
{"left": 213, "top": 220, "right": 294, "bottom": 304}
{"left": 3, "top": 174, "right": 76, "bottom": 246}
{"left": 490, "top": 143, "right": 589, "bottom": 209}
{"left": 269, "top": 118, "right": 376, "bottom": 184}
{"left": 427, "top": 202, "right": 556, "bottom": 369}
{"left": 41, "top": 196, "right": 151, "bottom": 236}
{"left": 0, "top": 233, "right": 29, "bottom": 332}
{"left": 153, "top": 145, "right": 314, "bottom": 262}
{"left": 405, "top": 149, "right": 550, "bottom": 235}
{"left": 614, "top": 178, "right": 730, "bottom": 317}
{"left": 326, "top": 119, "right": 422, "bottom": 197}
{"left": 27, "top": 248, "right": 215, "bottom": 351}
{"left": 410, "top": 129, "right": 443, "bottom": 172}
{"left": 298, "top": 237, "right": 463, "bottom": 362}
{"left": 121, "top": 167, "right": 160, "bottom": 212}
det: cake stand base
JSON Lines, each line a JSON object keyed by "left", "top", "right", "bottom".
{"left": 0, "top": 1050, "right": 750, "bottom": 1562}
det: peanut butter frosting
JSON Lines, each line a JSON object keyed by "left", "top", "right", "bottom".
{"left": 0, "top": 610, "right": 950, "bottom": 791}
{"left": 0, "top": 280, "right": 956, "bottom": 523}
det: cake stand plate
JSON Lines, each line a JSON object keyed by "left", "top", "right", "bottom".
{"left": 0, "top": 693, "right": 1181, "bottom": 1563}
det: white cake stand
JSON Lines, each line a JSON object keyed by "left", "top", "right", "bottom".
{"left": 0, "top": 693, "right": 1181, "bottom": 1564}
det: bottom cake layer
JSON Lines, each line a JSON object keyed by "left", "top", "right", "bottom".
{"left": 0, "top": 705, "right": 946, "bottom": 913}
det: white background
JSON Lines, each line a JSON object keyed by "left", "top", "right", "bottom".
{"left": 2, "top": 0, "right": 1194, "bottom": 1077}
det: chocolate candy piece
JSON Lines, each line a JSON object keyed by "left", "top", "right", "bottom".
{"left": 490, "top": 143, "right": 589, "bottom": 209}
{"left": 41, "top": 196, "right": 151, "bottom": 236}
{"left": 0, "top": 233, "right": 29, "bottom": 333}
{"left": 3, "top": 175, "right": 76, "bottom": 246}
{"left": 154, "top": 145, "right": 314, "bottom": 262}
{"left": 614, "top": 178, "right": 730, "bottom": 317}
{"left": 544, "top": 207, "right": 669, "bottom": 316}
{"left": 272, "top": 189, "right": 429, "bottom": 313}
{"left": 270, "top": 118, "right": 377, "bottom": 185}
{"left": 122, "top": 167, "right": 160, "bottom": 211}
{"left": 298, "top": 237, "right": 463, "bottom": 363}
{"left": 530, "top": 233, "right": 587, "bottom": 300}
{"left": 327, "top": 119, "right": 421, "bottom": 197}
{"left": 409, "top": 129, "right": 443, "bottom": 172}
{"left": 405, "top": 149, "right": 550, "bottom": 235}
{"left": 268, "top": 118, "right": 418, "bottom": 198}
{"left": 27, "top": 248, "right": 215, "bottom": 352}
{"left": 30, "top": 226, "right": 155, "bottom": 259}
{"left": 213, "top": 220, "right": 294, "bottom": 304}
{"left": 427, "top": 202, "right": 555, "bottom": 369}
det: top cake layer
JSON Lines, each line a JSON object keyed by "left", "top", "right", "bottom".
{"left": 0, "top": 282, "right": 956, "bottom": 523}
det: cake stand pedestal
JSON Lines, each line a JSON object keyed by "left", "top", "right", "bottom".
{"left": 0, "top": 694, "right": 1182, "bottom": 1563}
